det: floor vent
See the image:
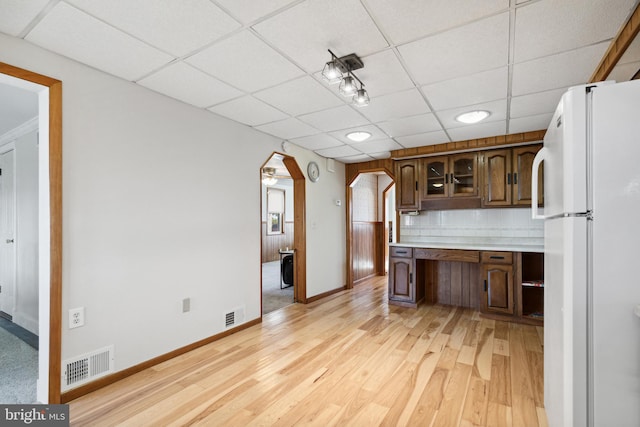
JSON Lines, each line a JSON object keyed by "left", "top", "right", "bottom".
{"left": 224, "top": 307, "right": 245, "bottom": 328}
{"left": 62, "top": 345, "right": 114, "bottom": 391}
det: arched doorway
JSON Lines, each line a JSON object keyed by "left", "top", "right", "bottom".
{"left": 260, "top": 152, "right": 306, "bottom": 314}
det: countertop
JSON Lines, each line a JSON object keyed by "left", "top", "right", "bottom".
{"left": 391, "top": 241, "right": 544, "bottom": 253}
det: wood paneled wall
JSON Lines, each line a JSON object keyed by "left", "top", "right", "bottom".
{"left": 261, "top": 221, "right": 294, "bottom": 262}
{"left": 421, "top": 260, "right": 480, "bottom": 309}
{"left": 352, "top": 221, "right": 384, "bottom": 283}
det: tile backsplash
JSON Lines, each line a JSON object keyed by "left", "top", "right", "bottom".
{"left": 399, "top": 208, "right": 543, "bottom": 246}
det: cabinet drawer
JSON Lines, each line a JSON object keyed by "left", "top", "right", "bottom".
{"left": 415, "top": 248, "right": 479, "bottom": 263}
{"left": 390, "top": 247, "right": 413, "bottom": 258}
{"left": 481, "top": 251, "right": 513, "bottom": 264}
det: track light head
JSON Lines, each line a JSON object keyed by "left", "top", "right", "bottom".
{"left": 322, "top": 61, "right": 342, "bottom": 84}
{"left": 339, "top": 75, "right": 357, "bottom": 97}
{"left": 353, "top": 88, "right": 370, "bottom": 107}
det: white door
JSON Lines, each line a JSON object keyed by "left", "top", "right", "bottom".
{"left": 0, "top": 148, "right": 16, "bottom": 318}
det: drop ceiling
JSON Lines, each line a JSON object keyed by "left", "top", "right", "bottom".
{"left": 1, "top": 0, "right": 638, "bottom": 163}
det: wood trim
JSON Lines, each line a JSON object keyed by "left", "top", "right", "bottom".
{"left": 305, "top": 285, "right": 347, "bottom": 303}
{"left": 345, "top": 160, "right": 394, "bottom": 186}
{"left": 590, "top": 3, "right": 640, "bottom": 82}
{"left": 282, "top": 155, "right": 306, "bottom": 304}
{"left": 0, "top": 62, "right": 63, "bottom": 404}
{"left": 389, "top": 130, "right": 546, "bottom": 160}
{"left": 60, "top": 317, "right": 262, "bottom": 403}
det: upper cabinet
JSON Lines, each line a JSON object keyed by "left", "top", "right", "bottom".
{"left": 395, "top": 159, "right": 419, "bottom": 210}
{"left": 482, "top": 144, "right": 543, "bottom": 207}
{"left": 420, "top": 153, "right": 479, "bottom": 199}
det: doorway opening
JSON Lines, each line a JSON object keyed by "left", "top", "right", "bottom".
{"left": 0, "top": 62, "right": 62, "bottom": 404}
{"left": 260, "top": 152, "right": 306, "bottom": 315}
{"left": 347, "top": 169, "right": 395, "bottom": 288}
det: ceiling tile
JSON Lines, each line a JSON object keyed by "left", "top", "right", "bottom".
{"left": 253, "top": 0, "right": 388, "bottom": 72}
{"left": 366, "top": 0, "right": 508, "bottom": 44}
{"left": 0, "top": 0, "right": 49, "bottom": 36}
{"left": 435, "top": 99, "right": 507, "bottom": 129}
{"left": 508, "top": 113, "right": 553, "bottom": 134}
{"left": 67, "top": 0, "right": 240, "bottom": 57}
{"left": 512, "top": 42, "right": 609, "bottom": 96}
{"left": 186, "top": 30, "right": 304, "bottom": 92}
{"left": 25, "top": 2, "right": 174, "bottom": 81}
{"left": 349, "top": 138, "right": 403, "bottom": 154}
{"left": 315, "top": 144, "right": 360, "bottom": 158}
{"left": 215, "top": 0, "right": 298, "bottom": 24}
{"left": 254, "top": 76, "right": 343, "bottom": 116}
{"left": 208, "top": 96, "right": 288, "bottom": 126}
{"left": 510, "top": 88, "right": 565, "bottom": 119}
{"left": 298, "top": 105, "right": 369, "bottom": 132}
{"left": 358, "top": 88, "right": 430, "bottom": 123}
{"left": 398, "top": 13, "right": 509, "bottom": 85}
{"left": 289, "top": 134, "right": 343, "bottom": 151}
{"left": 355, "top": 50, "right": 415, "bottom": 97}
{"left": 514, "top": 0, "right": 637, "bottom": 63}
{"left": 335, "top": 154, "right": 374, "bottom": 163}
{"left": 447, "top": 120, "right": 506, "bottom": 141}
{"left": 329, "top": 124, "right": 389, "bottom": 144}
{"left": 395, "top": 130, "right": 450, "bottom": 148}
{"left": 255, "top": 117, "right": 319, "bottom": 139}
{"left": 609, "top": 61, "right": 640, "bottom": 82}
{"left": 422, "top": 67, "right": 508, "bottom": 111}
{"left": 369, "top": 151, "right": 392, "bottom": 160}
{"left": 377, "top": 113, "right": 442, "bottom": 138}
{"left": 137, "top": 62, "right": 242, "bottom": 108}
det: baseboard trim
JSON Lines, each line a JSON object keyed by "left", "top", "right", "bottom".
{"left": 306, "top": 286, "right": 346, "bottom": 303}
{"left": 60, "top": 317, "right": 262, "bottom": 403}
{"left": 353, "top": 273, "right": 378, "bottom": 285}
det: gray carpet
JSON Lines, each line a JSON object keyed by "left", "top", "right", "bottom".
{"left": 0, "top": 324, "right": 38, "bottom": 403}
{"left": 262, "top": 261, "right": 294, "bottom": 315}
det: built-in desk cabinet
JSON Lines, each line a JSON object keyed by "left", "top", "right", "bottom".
{"left": 388, "top": 246, "right": 543, "bottom": 325}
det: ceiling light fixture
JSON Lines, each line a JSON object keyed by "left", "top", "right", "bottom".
{"left": 322, "top": 49, "right": 370, "bottom": 107}
{"left": 262, "top": 167, "right": 278, "bottom": 186}
{"left": 455, "top": 110, "right": 491, "bottom": 124}
{"left": 346, "top": 131, "right": 372, "bottom": 142}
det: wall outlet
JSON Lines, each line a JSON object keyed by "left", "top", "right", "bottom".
{"left": 69, "top": 307, "right": 85, "bottom": 329}
{"left": 182, "top": 298, "right": 190, "bottom": 313}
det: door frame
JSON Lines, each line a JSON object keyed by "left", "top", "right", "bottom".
{"left": 0, "top": 62, "right": 62, "bottom": 404}
{"left": 260, "top": 152, "right": 307, "bottom": 306}
{"left": 346, "top": 166, "right": 394, "bottom": 288}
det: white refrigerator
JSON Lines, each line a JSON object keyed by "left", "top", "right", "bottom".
{"left": 531, "top": 80, "right": 640, "bottom": 427}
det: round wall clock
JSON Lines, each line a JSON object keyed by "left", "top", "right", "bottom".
{"left": 307, "top": 161, "right": 320, "bottom": 182}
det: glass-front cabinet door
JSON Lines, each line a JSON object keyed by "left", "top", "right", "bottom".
{"left": 449, "top": 153, "right": 478, "bottom": 197}
{"left": 420, "top": 156, "right": 448, "bottom": 199}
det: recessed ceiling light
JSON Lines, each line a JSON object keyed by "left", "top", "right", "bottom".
{"left": 455, "top": 110, "right": 490, "bottom": 124}
{"left": 346, "top": 131, "right": 372, "bottom": 142}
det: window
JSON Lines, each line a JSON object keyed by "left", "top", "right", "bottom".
{"left": 266, "top": 188, "right": 285, "bottom": 235}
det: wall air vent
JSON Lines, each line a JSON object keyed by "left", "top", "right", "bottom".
{"left": 62, "top": 345, "right": 114, "bottom": 391}
{"left": 224, "top": 306, "right": 245, "bottom": 328}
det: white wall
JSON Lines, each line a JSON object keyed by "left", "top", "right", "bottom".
{"left": 0, "top": 34, "right": 347, "bottom": 379}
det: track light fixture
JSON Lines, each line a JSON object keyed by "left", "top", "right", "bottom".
{"left": 321, "top": 49, "right": 370, "bottom": 107}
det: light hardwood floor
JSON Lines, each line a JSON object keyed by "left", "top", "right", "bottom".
{"left": 69, "top": 276, "right": 547, "bottom": 426}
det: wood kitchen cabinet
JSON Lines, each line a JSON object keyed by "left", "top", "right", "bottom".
{"left": 482, "top": 144, "right": 543, "bottom": 207}
{"left": 395, "top": 159, "right": 419, "bottom": 210}
{"left": 481, "top": 252, "right": 515, "bottom": 316}
{"left": 420, "top": 153, "right": 478, "bottom": 199}
{"left": 388, "top": 247, "right": 416, "bottom": 307}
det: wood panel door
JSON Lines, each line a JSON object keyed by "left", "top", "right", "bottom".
{"left": 396, "top": 160, "right": 419, "bottom": 210}
{"left": 483, "top": 149, "right": 512, "bottom": 206}
{"left": 512, "top": 145, "right": 543, "bottom": 206}
{"left": 389, "top": 257, "right": 413, "bottom": 303}
{"left": 481, "top": 264, "right": 514, "bottom": 315}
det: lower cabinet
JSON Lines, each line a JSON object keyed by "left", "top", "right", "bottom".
{"left": 481, "top": 263, "right": 515, "bottom": 315}
{"left": 389, "top": 257, "right": 414, "bottom": 304}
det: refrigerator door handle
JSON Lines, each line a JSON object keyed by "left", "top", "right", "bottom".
{"left": 531, "top": 146, "right": 548, "bottom": 220}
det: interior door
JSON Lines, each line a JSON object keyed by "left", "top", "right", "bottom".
{"left": 0, "top": 148, "right": 16, "bottom": 318}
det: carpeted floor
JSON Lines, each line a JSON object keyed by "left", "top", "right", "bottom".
{"left": 0, "top": 320, "right": 38, "bottom": 403}
{"left": 262, "top": 261, "right": 294, "bottom": 315}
